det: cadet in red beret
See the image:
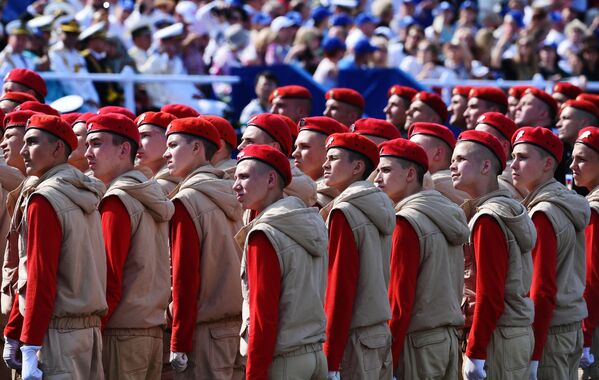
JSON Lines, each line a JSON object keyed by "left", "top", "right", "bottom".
{"left": 405, "top": 91, "right": 448, "bottom": 128}
{"left": 448, "top": 86, "right": 472, "bottom": 131}
{"left": 451, "top": 130, "right": 535, "bottom": 380}
{"left": 0, "top": 91, "right": 37, "bottom": 113}
{"left": 4, "top": 114, "right": 107, "bottom": 379}
{"left": 324, "top": 88, "right": 365, "bottom": 127}
{"left": 321, "top": 132, "right": 395, "bottom": 379}
{"left": 0, "top": 110, "right": 39, "bottom": 175}
{"left": 238, "top": 113, "right": 317, "bottom": 208}
{"left": 374, "top": 138, "right": 468, "bottom": 379}
{"left": 474, "top": 112, "right": 526, "bottom": 200}
{"left": 161, "top": 117, "right": 244, "bottom": 378}
{"left": 84, "top": 112, "right": 174, "bottom": 380}
{"left": 578, "top": 94, "right": 599, "bottom": 109}
{"left": 571, "top": 127, "right": 599, "bottom": 377}
{"left": 203, "top": 115, "right": 238, "bottom": 170}
{"left": 352, "top": 117, "right": 401, "bottom": 145}
{"left": 15, "top": 101, "right": 60, "bottom": 117}
{"left": 98, "top": 106, "right": 136, "bottom": 121}
{"left": 269, "top": 85, "right": 312, "bottom": 123}
{"left": 384, "top": 85, "right": 418, "bottom": 136}
{"left": 160, "top": 103, "right": 200, "bottom": 118}
{"left": 67, "top": 112, "right": 96, "bottom": 173}
{"left": 134, "top": 111, "right": 179, "bottom": 194}
{"left": 511, "top": 126, "right": 589, "bottom": 380}
{"left": 552, "top": 82, "right": 582, "bottom": 107}
{"left": 515, "top": 88, "right": 558, "bottom": 128}
{"left": 463, "top": 87, "right": 508, "bottom": 130}
{"left": 2, "top": 68, "right": 47, "bottom": 102}
{"left": 233, "top": 144, "right": 327, "bottom": 379}
{"left": 508, "top": 85, "right": 532, "bottom": 120}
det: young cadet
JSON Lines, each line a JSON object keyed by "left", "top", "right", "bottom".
{"left": 463, "top": 87, "right": 508, "bottom": 130}
{"left": 323, "top": 88, "right": 365, "bottom": 127}
{"left": 451, "top": 130, "right": 535, "bottom": 380}
{"left": 570, "top": 127, "right": 599, "bottom": 378}
{"left": 292, "top": 116, "right": 348, "bottom": 208}
{"left": 3, "top": 114, "right": 107, "bottom": 378}
{"left": 321, "top": 132, "right": 395, "bottom": 379}
{"left": 164, "top": 117, "right": 245, "bottom": 379}
{"left": 233, "top": 144, "right": 328, "bottom": 379}
{"left": 204, "top": 115, "right": 238, "bottom": 170}
{"left": 374, "top": 138, "right": 468, "bottom": 379}
{"left": 507, "top": 86, "right": 531, "bottom": 120}
{"left": 511, "top": 127, "right": 590, "bottom": 379}
{"left": 552, "top": 82, "right": 582, "bottom": 108}
{"left": 134, "top": 111, "right": 179, "bottom": 195}
{"left": 405, "top": 91, "right": 448, "bottom": 129}
{"left": 269, "top": 85, "right": 312, "bottom": 123}
{"left": 68, "top": 112, "right": 95, "bottom": 173}
{"left": 384, "top": 85, "right": 417, "bottom": 137}
{"left": 448, "top": 86, "right": 471, "bottom": 131}
{"left": 514, "top": 87, "right": 557, "bottom": 129}
{"left": 84, "top": 112, "right": 174, "bottom": 379}
{"left": 0, "top": 91, "right": 37, "bottom": 114}
{"left": 2, "top": 68, "right": 47, "bottom": 103}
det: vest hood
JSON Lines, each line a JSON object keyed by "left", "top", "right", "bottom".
{"left": 108, "top": 170, "right": 175, "bottom": 222}
{"left": 285, "top": 166, "right": 317, "bottom": 207}
{"left": 0, "top": 165, "right": 24, "bottom": 192}
{"left": 588, "top": 185, "right": 599, "bottom": 207}
{"left": 316, "top": 178, "right": 339, "bottom": 200}
{"left": 396, "top": 190, "right": 469, "bottom": 246}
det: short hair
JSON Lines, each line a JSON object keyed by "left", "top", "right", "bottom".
{"left": 45, "top": 133, "right": 72, "bottom": 158}
{"left": 480, "top": 98, "right": 508, "bottom": 115}
{"left": 474, "top": 143, "right": 503, "bottom": 176}
{"left": 255, "top": 70, "right": 278, "bottom": 86}
{"left": 397, "top": 158, "right": 426, "bottom": 185}
{"left": 347, "top": 150, "right": 374, "bottom": 180}
{"left": 111, "top": 134, "right": 139, "bottom": 164}
{"left": 182, "top": 134, "right": 219, "bottom": 161}
{"left": 254, "top": 159, "right": 286, "bottom": 190}
{"left": 535, "top": 145, "right": 559, "bottom": 172}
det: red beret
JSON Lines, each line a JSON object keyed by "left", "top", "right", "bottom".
{"left": 468, "top": 87, "right": 508, "bottom": 109}
{"left": 268, "top": 85, "right": 312, "bottom": 103}
{"left": 379, "top": 137, "right": 429, "bottom": 172}
{"left": 351, "top": 118, "right": 401, "bottom": 140}
{"left": 563, "top": 99, "right": 599, "bottom": 121}
{"left": 408, "top": 122, "right": 456, "bottom": 149}
{"left": 161, "top": 104, "right": 200, "bottom": 118}
{"left": 237, "top": 144, "right": 292, "bottom": 186}
{"left": 576, "top": 127, "right": 599, "bottom": 154}
{"left": 165, "top": 117, "right": 222, "bottom": 149}
{"left": 4, "top": 110, "right": 40, "bottom": 129}
{"left": 325, "top": 132, "right": 379, "bottom": 169}
{"left": 202, "top": 115, "right": 237, "bottom": 148}
{"left": 278, "top": 114, "right": 299, "bottom": 139}
{"left": 73, "top": 112, "right": 97, "bottom": 125}
{"left": 61, "top": 112, "right": 81, "bottom": 127}
{"left": 299, "top": 116, "right": 349, "bottom": 136}
{"left": 508, "top": 85, "right": 532, "bottom": 99}
{"left": 246, "top": 113, "right": 293, "bottom": 156}
{"left": 525, "top": 88, "right": 558, "bottom": 117}
{"left": 4, "top": 68, "right": 47, "bottom": 98}
{"left": 0, "top": 91, "right": 37, "bottom": 104}
{"left": 452, "top": 85, "right": 472, "bottom": 97}
{"left": 326, "top": 88, "right": 365, "bottom": 109}
{"left": 553, "top": 82, "right": 582, "bottom": 100}
{"left": 26, "top": 114, "right": 77, "bottom": 151}
{"left": 412, "top": 91, "right": 448, "bottom": 122}
{"left": 577, "top": 94, "right": 599, "bottom": 109}
{"left": 15, "top": 101, "right": 60, "bottom": 116}
{"left": 512, "top": 126, "right": 563, "bottom": 163}
{"left": 458, "top": 130, "right": 507, "bottom": 170}
{"left": 476, "top": 112, "right": 518, "bottom": 143}
{"left": 135, "top": 111, "right": 176, "bottom": 129}
{"left": 0, "top": 109, "right": 4, "bottom": 130}
{"left": 98, "top": 106, "right": 136, "bottom": 121}
{"left": 387, "top": 85, "right": 417, "bottom": 100}
{"left": 87, "top": 113, "right": 141, "bottom": 146}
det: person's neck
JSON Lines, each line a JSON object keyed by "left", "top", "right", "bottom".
{"left": 394, "top": 184, "right": 423, "bottom": 204}
{"left": 256, "top": 191, "right": 284, "bottom": 214}
{"left": 526, "top": 173, "right": 554, "bottom": 193}
{"left": 145, "top": 158, "right": 167, "bottom": 176}
{"left": 69, "top": 158, "right": 89, "bottom": 173}
{"left": 104, "top": 164, "right": 135, "bottom": 185}
{"left": 466, "top": 178, "right": 499, "bottom": 199}
{"left": 211, "top": 150, "right": 231, "bottom": 166}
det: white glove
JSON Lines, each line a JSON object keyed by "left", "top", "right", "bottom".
{"left": 169, "top": 351, "right": 188, "bottom": 373}
{"left": 463, "top": 357, "right": 486, "bottom": 380}
{"left": 327, "top": 371, "right": 340, "bottom": 380}
{"left": 581, "top": 347, "right": 595, "bottom": 368}
{"left": 2, "top": 336, "right": 21, "bottom": 369}
{"left": 20, "top": 345, "right": 42, "bottom": 380}
{"left": 529, "top": 360, "right": 538, "bottom": 380}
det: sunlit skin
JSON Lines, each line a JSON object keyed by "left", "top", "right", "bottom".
{"left": 450, "top": 141, "right": 498, "bottom": 198}
{"left": 374, "top": 156, "right": 420, "bottom": 203}
{"left": 514, "top": 93, "right": 551, "bottom": 127}
{"left": 322, "top": 147, "right": 365, "bottom": 192}
{"left": 552, "top": 92, "right": 569, "bottom": 109}
{"left": 323, "top": 99, "right": 361, "bottom": 127}
{"left": 237, "top": 125, "right": 279, "bottom": 152}
{"left": 136, "top": 124, "right": 167, "bottom": 175}
{"left": 233, "top": 159, "right": 283, "bottom": 212}
{"left": 384, "top": 94, "right": 408, "bottom": 131}
{"left": 0, "top": 100, "right": 20, "bottom": 114}
{"left": 20, "top": 129, "right": 68, "bottom": 177}
{"left": 510, "top": 144, "right": 556, "bottom": 192}
{"left": 270, "top": 97, "right": 310, "bottom": 123}
{"left": 85, "top": 132, "right": 134, "bottom": 185}
{"left": 570, "top": 143, "right": 599, "bottom": 190}
{"left": 448, "top": 94, "right": 467, "bottom": 128}
{"left": 163, "top": 134, "right": 208, "bottom": 178}
{"left": 409, "top": 134, "right": 450, "bottom": 174}
{"left": 68, "top": 121, "right": 89, "bottom": 172}
{"left": 292, "top": 130, "right": 327, "bottom": 180}
{"left": 464, "top": 98, "right": 497, "bottom": 130}
{"left": 0, "top": 127, "right": 26, "bottom": 173}
{"left": 555, "top": 106, "right": 595, "bottom": 145}
{"left": 405, "top": 100, "right": 442, "bottom": 128}
{"left": 2, "top": 82, "right": 36, "bottom": 99}
{"left": 507, "top": 96, "right": 519, "bottom": 120}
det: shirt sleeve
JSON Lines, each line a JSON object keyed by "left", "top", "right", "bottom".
{"left": 99, "top": 196, "right": 132, "bottom": 327}
{"left": 465, "top": 215, "right": 508, "bottom": 360}
{"left": 388, "top": 216, "right": 421, "bottom": 370}
{"left": 246, "top": 231, "right": 281, "bottom": 380}
{"left": 324, "top": 210, "right": 360, "bottom": 371}
{"left": 170, "top": 200, "right": 201, "bottom": 353}
{"left": 20, "top": 195, "right": 62, "bottom": 346}
{"left": 3, "top": 296, "right": 22, "bottom": 340}
{"left": 530, "top": 212, "right": 558, "bottom": 360}
{"left": 584, "top": 210, "right": 599, "bottom": 347}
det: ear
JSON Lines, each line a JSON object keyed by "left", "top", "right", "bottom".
{"left": 266, "top": 170, "right": 277, "bottom": 189}
{"left": 480, "top": 158, "right": 492, "bottom": 175}
{"left": 352, "top": 159, "right": 365, "bottom": 177}
{"left": 119, "top": 141, "right": 131, "bottom": 159}
{"left": 405, "top": 166, "right": 417, "bottom": 184}
{"left": 432, "top": 146, "right": 443, "bottom": 163}
{"left": 543, "top": 156, "right": 556, "bottom": 173}
{"left": 53, "top": 139, "right": 65, "bottom": 157}
{"left": 270, "top": 141, "right": 282, "bottom": 152}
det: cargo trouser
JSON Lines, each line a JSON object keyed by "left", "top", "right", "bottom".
{"left": 269, "top": 342, "right": 327, "bottom": 379}
{"left": 102, "top": 326, "right": 163, "bottom": 380}
{"left": 538, "top": 321, "right": 583, "bottom": 380}
{"left": 174, "top": 316, "right": 245, "bottom": 380}
{"left": 484, "top": 325, "right": 533, "bottom": 380}
{"left": 582, "top": 326, "right": 599, "bottom": 379}
{"left": 339, "top": 322, "right": 393, "bottom": 380}
{"left": 39, "top": 316, "right": 104, "bottom": 379}
{"left": 395, "top": 326, "right": 460, "bottom": 380}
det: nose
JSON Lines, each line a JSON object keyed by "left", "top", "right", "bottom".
{"left": 510, "top": 159, "right": 518, "bottom": 170}
{"left": 323, "top": 107, "right": 332, "bottom": 117}
{"left": 162, "top": 149, "right": 171, "bottom": 160}
{"left": 237, "top": 140, "right": 248, "bottom": 151}
{"left": 322, "top": 158, "right": 330, "bottom": 171}
{"left": 291, "top": 146, "right": 300, "bottom": 159}
{"left": 232, "top": 178, "right": 241, "bottom": 192}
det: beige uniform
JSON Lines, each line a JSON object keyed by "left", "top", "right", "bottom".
{"left": 154, "top": 166, "right": 181, "bottom": 196}
{"left": 393, "top": 190, "right": 469, "bottom": 380}
{"left": 213, "top": 157, "right": 237, "bottom": 171}
{"left": 237, "top": 196, "right": 328, "bottom": 379}
{"left": 431, "top": 169, "right": 470, "bottom": 205}
{"left": 523, "top": 179, "right": 590, "bottom": 380}
{"left": 101, "top": 170, "right": 174, "bottom": 379}
{"left": 315, "top": 178, "right": 339, "bottom": 208}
